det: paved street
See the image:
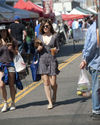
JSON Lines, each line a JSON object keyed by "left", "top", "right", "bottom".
{"left": 0, "top": 41, "right": 100, "bottom": 125}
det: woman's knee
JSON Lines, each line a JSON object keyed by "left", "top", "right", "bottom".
{"left": 44, "top": 82, "right": 50, "bottom": 86}
{"left": 8, "top": 73, "right": 15, "bottom": 87}
{"left": 51, "top": 82, "right": 57, "bottom": 87}
{"left": 9, "top": 84, "right": 15, "bottom": 89}
{"left": 50, "top": 79, "right": 57, "bottom": 86}
{"left": 0, "top": 81, "right": 5, "bottom": 88}
{"left": 42, "top": 75, "right": 50, "bottom": 86}
{"left": 43, "top": 79, "right": 50, "bottom": 86}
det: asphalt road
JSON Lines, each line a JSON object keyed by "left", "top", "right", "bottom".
{"left": 0, "top": 41, "right": 100, "bottom": 125}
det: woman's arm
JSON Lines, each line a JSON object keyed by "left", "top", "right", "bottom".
{"left": 37, "top": 45, "right": 43, "bottom": 52}
{"left": 7, "top": 40, "right": 18, "bottom": 55}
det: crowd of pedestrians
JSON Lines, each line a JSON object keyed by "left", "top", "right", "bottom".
{"left": 0, "top": 16, "right": 60, "bottom": 112}
{"left": 0, "top": 14, "right": 100, "bottom": 119}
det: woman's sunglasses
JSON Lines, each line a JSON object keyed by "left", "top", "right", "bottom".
{"left": 43, "top": 25, "right": 50, "bottom": 28}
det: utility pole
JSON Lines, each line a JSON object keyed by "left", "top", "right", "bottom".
{"left": 97, "top": 0, "right": 100, "bottom": 47}
{"left": 95, "top": 0, "right": 100, "bottom": 47}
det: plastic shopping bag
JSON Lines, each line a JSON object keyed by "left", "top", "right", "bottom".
{"left": 77, "top": 69, "right": 91, "bottom": 93}
{"left": 14, "top": 52, "right": 26, "bottom": 72}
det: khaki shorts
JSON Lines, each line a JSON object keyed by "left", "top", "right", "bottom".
{"left": 8, "top": 67, "right": 15, "bottom": 73}
{"left": 0, "top": 66, "right": 15, "bottom": 73}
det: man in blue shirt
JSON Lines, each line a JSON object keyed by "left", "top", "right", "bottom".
{"left": 35, "top": 17, "right": 44, "bottom": 38}
{"left": 35, "top": 23, "right": 40, "bottom": 38}
{"left": 72, "top": 19, "right": 79, "bottom": 42}
{"left": 80, "top": 15, "right": 100, "bottom": 117}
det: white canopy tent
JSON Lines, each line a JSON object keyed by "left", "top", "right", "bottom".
{"left": 87, "top": 8, "right": 97, "bottom": 14}
{"left": 70, "top": 8, "right": 88, "bottom": 15}
{"left": 54, "top": 11, "right": 61, "bottom": 16}
{"left": 62, "top": 10, "right": 69, "bottom": 15}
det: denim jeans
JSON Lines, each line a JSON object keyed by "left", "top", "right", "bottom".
{"left": 26, "top": 42, "right": 31, "bottom": 54}
{"left": 18, "top": 42, "right": 24, "bottom": 54}
{"left": 89, "top": 67, "right": 100, "bottom": 111}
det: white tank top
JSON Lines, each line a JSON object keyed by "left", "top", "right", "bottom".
{"left": 43, "top": 35, "right": 52, "bottom": 45}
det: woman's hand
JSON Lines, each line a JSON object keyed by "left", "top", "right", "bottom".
{"left": 8, "top": 45, "right": 12, "bottom": 50}
{"left": 8, "top": 45, "right": 18, "bottom": 55}
{"left": 37, "top": 45, "right": 43, "bottom": 52}
{"left": 7, "top": 43, "right": 13, "bottom": 50}
{"left": 80, "top": 60, "right": 87, "bottom": 69}
{"left": 54, "top": 47, "right": 58, "bottom": 53}
{"left": 14, "top": 50, "right": 18, "bottom": 55}
{"left": 50, "top": 47, "right": 57, "bottom": 56}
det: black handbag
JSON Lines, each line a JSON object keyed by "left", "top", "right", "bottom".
{"left": 30, "top": 52, "right": 41, "bottom": 82}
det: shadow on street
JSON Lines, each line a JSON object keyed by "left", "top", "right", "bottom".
{"left": 16, "top": 96, "right": 90, "bottom": 109}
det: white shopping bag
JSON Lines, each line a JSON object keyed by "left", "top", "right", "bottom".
{"left": 77, "top": 69, "right": 90, "bottom": 92}
{"left": 14, "top": 52, "right": 26, "bottom": 72}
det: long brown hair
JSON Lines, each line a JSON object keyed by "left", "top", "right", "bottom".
{"left": 39, "top": 19, "right": 55, "bottom": 35}
{"left": 0, "top": 29, "right": 14, "bottom": 48}
{"left": 34, "top": 38, "right": 42, "bottom": 48}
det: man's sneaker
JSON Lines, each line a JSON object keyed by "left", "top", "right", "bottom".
{"left": 10, "top": 102, "right": 16, "bottom": 111}
{"left": 92, "top": 110, "right": 100, "bottom": 115}
{"left": 91, "top": 113, "right": 100, "bottom": 119}
{"left": 1, "top": 102, "right": 8, "bottom": 112}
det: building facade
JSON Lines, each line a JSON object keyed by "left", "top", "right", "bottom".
{"left": 53, "top": 0, "right": 80, "bottom": 13}
{"left": 4, "top": 0, "right": 96, "bottom": 10}
{"left": 86, "top": 0, "right": 94, "bottom": 7}
{"left": 70, "top": 0, "right": 95, "bottom": 9}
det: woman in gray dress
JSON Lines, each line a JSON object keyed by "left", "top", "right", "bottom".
{"left": 36, "top": 19, "right": 60, "bottom": 109}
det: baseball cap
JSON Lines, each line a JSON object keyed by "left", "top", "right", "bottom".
{"left": 14, "top": 15, "right": 20, "bottom": 20}
{"left": 0, "top": 25, "right": 6, "bottom": 30}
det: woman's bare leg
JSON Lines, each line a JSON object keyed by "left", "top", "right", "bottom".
{"left": 49, "top": 75, "right": 57, "bottom": 103}
{"left": 41, "top": 75, "right": 53, "bottom": 108}
{"left": 0, "top": 72, "right": 8, "bottom": 112}
{"left": 0, "top": 72, "right": 7, "bottom": 102}
{"left": 8, "top": 72, "right": 16, "bottom": 103}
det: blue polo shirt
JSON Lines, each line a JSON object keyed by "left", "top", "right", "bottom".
{"left": 35, "top": 24, "right": 40, "bottom": 38}
{"left": 82, "top": 21, "right": 100, "bottom": 71}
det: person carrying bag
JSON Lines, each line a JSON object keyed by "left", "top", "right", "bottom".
{"left": 77, "top": 69, "right": 91, "bottom": 97}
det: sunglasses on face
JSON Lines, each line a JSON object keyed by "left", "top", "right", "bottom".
{"left": 43, "top": 25, "right": 50, "bottom": 29}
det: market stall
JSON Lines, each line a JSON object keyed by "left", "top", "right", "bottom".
{"left": 62, "top": 14, "right": 88, "bottom": 21}
{"left": 14, "top": 0, "right": 27, "bottom": 10}
{"left": 0, "top": 2, "right": 39, "bottom": 24}
{"left": 14, "top": 0, "right": 43, "bottom": 16}
{"left": 14, "top": 0, "right": 55, "bottom": 18}
{"left": 0, "top": 5, "right": 14, "bottom": 22}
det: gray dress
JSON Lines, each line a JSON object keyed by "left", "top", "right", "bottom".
{"left": 38, "top": 33, "right": 60, "bottom": 76}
